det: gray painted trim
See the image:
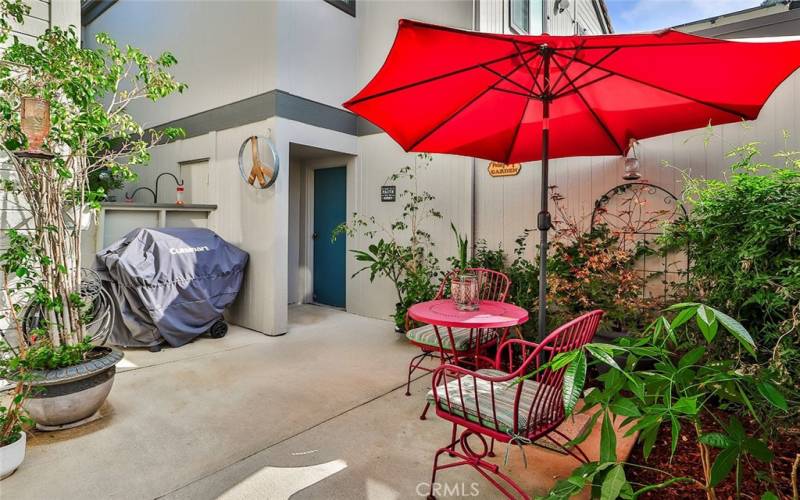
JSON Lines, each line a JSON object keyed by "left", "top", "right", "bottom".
{"left": 275, "top": 91, "right": 357, "bottom": 135}
{"left": 688, "top": 9, "right": 800, "bottom": 38}
{"left": 357, "top": 118, "right": 383, "bottom": 136}
{"left": 81, "top": 0, "right": 118, "bottom": 26}
{"left": 152, "top": 90, "right": 381, "bottom": 140}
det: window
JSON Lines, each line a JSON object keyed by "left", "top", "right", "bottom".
{"left": 324, "top": 0, "right": 355, "bottom": 17}
{"left": 509, "top": 0, "right": 530, "bottom": 34}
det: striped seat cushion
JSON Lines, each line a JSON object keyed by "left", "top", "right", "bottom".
{"left": 406, "top": 324, "right": 498, "bottom": 351}
{"left": 426, "top": 369, "right": 559, "bottom": 435}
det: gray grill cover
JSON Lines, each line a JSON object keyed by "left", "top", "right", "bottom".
{"left": 95, "top": 227, "right": 249, "bottom": 348}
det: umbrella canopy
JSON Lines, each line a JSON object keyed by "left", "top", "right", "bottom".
{"left": 344, "top": 19, "right": 800, "bottom": 338}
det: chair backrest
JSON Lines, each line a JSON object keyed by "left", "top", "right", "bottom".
{"left": 495, "top": 310, "right": 604, "bottom": 437}
{"left": 435, "top": 267, "right": 511, "bottom": 302}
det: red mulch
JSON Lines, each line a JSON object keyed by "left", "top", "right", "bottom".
{"left": 627, "top": 414, "right": 800, "bottom": 499}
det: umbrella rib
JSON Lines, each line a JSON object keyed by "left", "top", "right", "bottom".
{"left": 407, "top": 53, "right": 538, "bottom": 151}
{"left": 504, "top": 98, "right": 531, "bottom": 164}
{"left": 565, "top": 53, "right": 751, "bottom": 120}
{"left": 548, "top": 43, "right": 587, "bottom": 96}
{"left": 552, "top": 57, "right": 625, "bottom": 156}
{"left": 553, "top": 73, "right": 614, "bottom": 99}
{"left": 481, "top": 64, "right": 537, "bottom": 96}
{"left": 346, "top": 47, "right": 540, "bottom": 107}
{"left": 530, "top": 55, "right": 545, "bottom": 95}
{"left": 513, "top": 41, "right": 539, "bottom": 90}
{"left": 550, "top": 48, "right": 620, "bottom": 97}
{"left": 493, "top": 86, "right": 538, "bottom": 99}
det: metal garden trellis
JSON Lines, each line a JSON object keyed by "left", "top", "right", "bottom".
{"left": 590, "top": 181, "right": 689, "bottom": 305}
{"left": 344, "top": 19, "right": 800, "bottom": 341}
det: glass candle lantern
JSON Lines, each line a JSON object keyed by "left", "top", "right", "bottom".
{"left": 623, "top": 157, "right": 641, "bottom": 180}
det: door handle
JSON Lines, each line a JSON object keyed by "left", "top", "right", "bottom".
{"left": 312, "top": 232, "right": 319, "bottom": 241}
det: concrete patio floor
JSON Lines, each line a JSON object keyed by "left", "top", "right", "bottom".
{"left": 3, "top": 305, "right": 635, "bottom": 499}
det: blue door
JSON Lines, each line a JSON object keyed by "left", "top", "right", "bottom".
{"left": 313, "top": 166, "right": 346, "bottom": 307}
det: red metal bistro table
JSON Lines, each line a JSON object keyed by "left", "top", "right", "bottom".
{"left": 408, "top": 299, "right": 529, "bottom": 368}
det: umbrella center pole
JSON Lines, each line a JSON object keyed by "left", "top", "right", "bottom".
{"left": 537, "top": 46, "right": 552, "bottom": 342}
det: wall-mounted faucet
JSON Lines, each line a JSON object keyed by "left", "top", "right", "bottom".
{"left": 125, "top": 187, "right": 157, "bottom": 204}
{"left": 155, "top": 172, "right": 185, "bottom": 204}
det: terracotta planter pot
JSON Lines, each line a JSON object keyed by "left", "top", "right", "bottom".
{"left": 23, "top": 347, "right": 123, "bottom": 429}
{"left": 0, "top": 432, "right": 25, "bottom": 480}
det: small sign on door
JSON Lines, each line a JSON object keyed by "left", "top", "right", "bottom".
{"left": 381, "top": 185, "right": 396, "bottom": 202}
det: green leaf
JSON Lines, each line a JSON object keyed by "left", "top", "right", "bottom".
{"left": 672, "top": 396, "right": 698, "bottom": 415}
{"left": 562, "top": 351, "right": 586, "bottom": 416}
{"left": 756, "top": 382, "right": 788, "bottom": 411}
{"left": 744, "top": 438, "right": 773, "bottom": 463}
{"left": 669, "top": 415, "right": 681, "bottom": 456}
{"left": 585, "top": 345, "right": 628, "bottom": 379}
{"left": 709, "top": 446, "right": 739, "bottom": 487}
{"left": 563, "top": 411, "right": 601, "bottom": 449}
{"left": 608, "top": 398, "right": 640, "bottom": 418}
{"left": 551, "top": 350, "right": 580, "bottom": 371}
{"left": 640, "top": 423, "right": 659, "bottom": 460}
{"left": 713, "top": 308, "right": 756, "bottom": 356}
{"left": 600, "top": 411, "right": 617, "bottom": 463}
{"left": 600, "top": 464, "right": 627, "bottom": 500}
{"left": 695, "top": 305, "right": 718, "bottom": 342}
{"left": 699, "top": 432, "right": 731, "bottom": 448}
{"left": 670, "top": 305, "right": 698, "bottom": 330}
{"left": 761, "top": 492, "right": 779, "bottom": 500}
{"left": 664, "top": 302, "right": 699, "bottom": 311}
{"left": 678, "top": 346, "right": 705, "bottom": 369}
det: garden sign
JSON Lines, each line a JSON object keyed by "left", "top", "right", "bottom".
{"left": 488, "top": 162, "right": 521, "bottom": 177}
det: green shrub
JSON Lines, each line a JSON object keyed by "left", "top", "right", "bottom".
{"left": 663, "top": 141, "right": 800, "bottom": 394}
{"left": 539, "top": 303, "right": 788, "bottom": 500}
{"left": 334, "top": 154, "right": 442, "bottom": 330}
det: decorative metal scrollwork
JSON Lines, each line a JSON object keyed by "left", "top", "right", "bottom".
{"left": 591, "top": 182, "right": 689, "bottom": 304}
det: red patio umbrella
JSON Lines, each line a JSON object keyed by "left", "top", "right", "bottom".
{"left": 344, "top": 19, "right": 800, "bottom": 339}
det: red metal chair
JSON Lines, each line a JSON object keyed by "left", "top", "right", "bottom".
{"left": 424, "top": 309, "right": 604, "bottom": 500}
{"left": 404, "top": 268, "right": 511, "bottom": 419}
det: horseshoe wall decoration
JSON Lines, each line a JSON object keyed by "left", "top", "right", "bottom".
{"left": 238, "top": 135, "right": 279, "bottom": 189}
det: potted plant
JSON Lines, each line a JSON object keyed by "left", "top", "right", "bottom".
{"left": 0, "top": 346, "right": 33, "bottom": 479}
{"left": 0, "top": 2, "right": 185, "bottom": 428}
{"left": 450, "top": 223, "right": 479, "bottom": 311}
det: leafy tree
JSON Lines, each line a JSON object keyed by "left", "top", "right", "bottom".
{"left": 0, "top": 2, "right": 185, "bottom": 354}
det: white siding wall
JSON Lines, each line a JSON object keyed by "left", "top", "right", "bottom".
{"left": 546, "top": 0, "right": 607, "bottom": 35}
{"left": 480, "top": 0, "right": 605, "bottom": 36}
{"left": 475, "top": 69, "right": 800, "bottom": 260}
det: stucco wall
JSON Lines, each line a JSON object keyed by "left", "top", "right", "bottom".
{"left": 83, "top": 0, "right": 279, "bottom": 127}
{"left": 78, "top": 0, "right": 614, "bottom": 327}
